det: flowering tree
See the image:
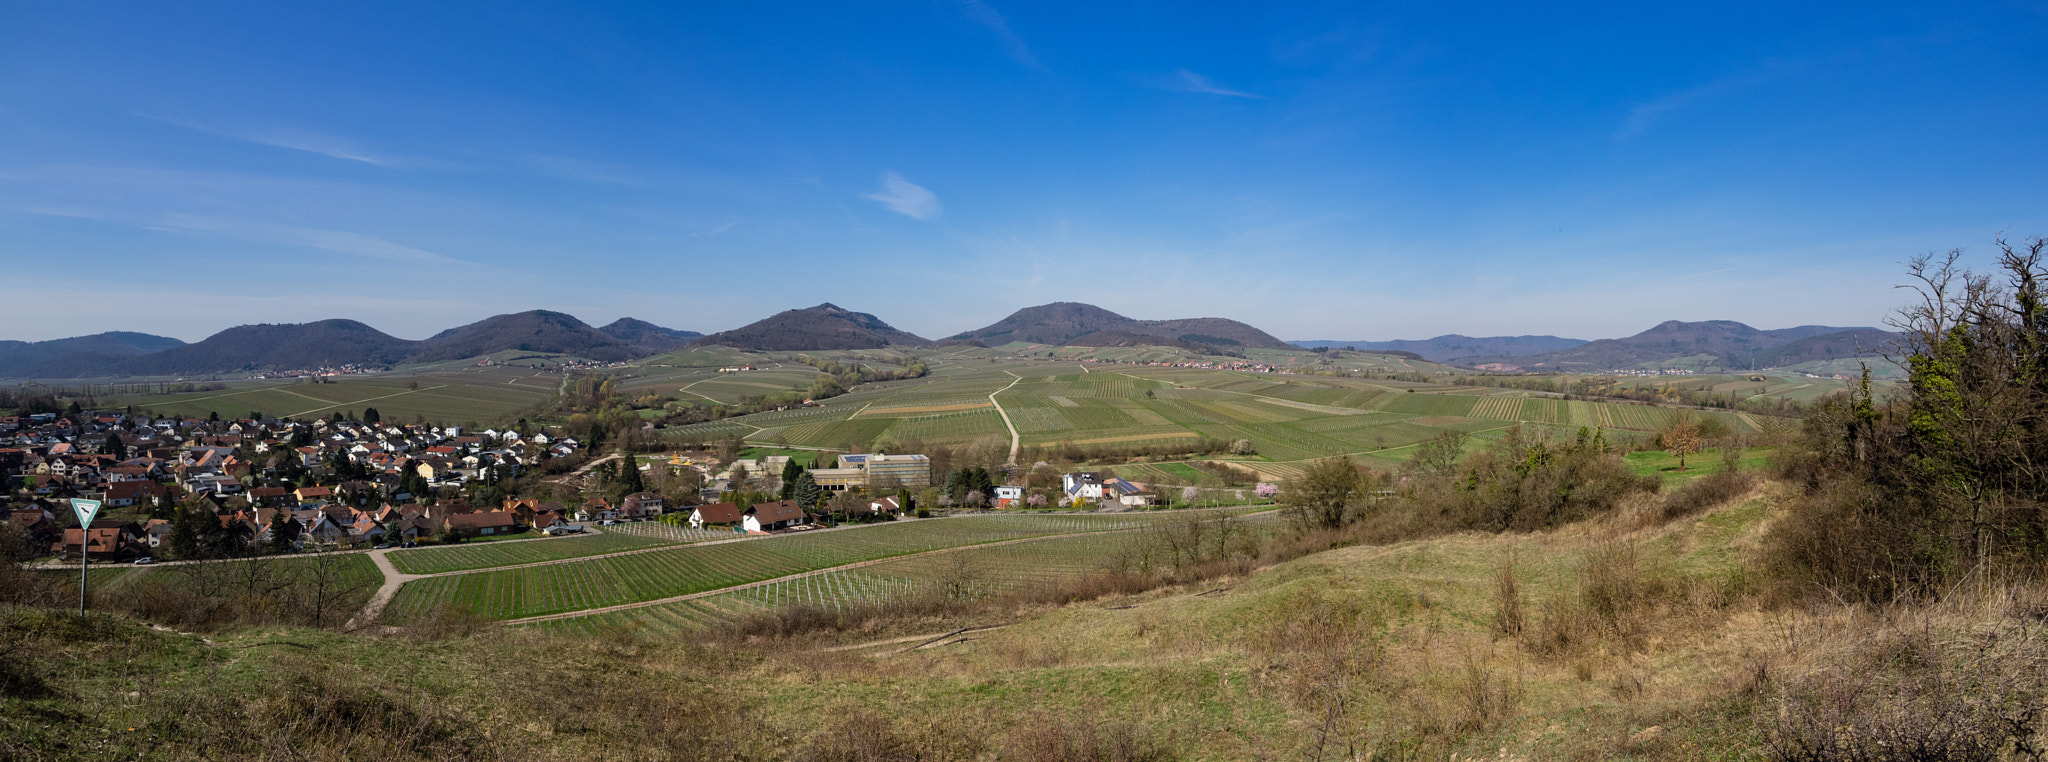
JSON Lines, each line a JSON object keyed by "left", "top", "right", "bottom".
{"left": 1027, "top": 494, "right": 1046, "bottom": 508}
{"left": 1255, "top": 482, "right": 1279, "bottom": 500}
{"left": 1182, "top": 486, "right": 1200, "bottom": 504}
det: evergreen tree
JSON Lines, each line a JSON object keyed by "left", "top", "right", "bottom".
{"left": 363, "top": 407, "right": 381, "bottom": 425}
{"left": 944, "top": 469, "right": 966, "bottom": 502}
{"left": 793, "top": 471, "right": 822, "bottom": 513}
{"left": 779, "top": 458, "right": 803, "bottom": 500}
{"left": 618, "top": 455, "right": 646, "bottom": 497}
{"left": 99, "top": 435, "right": 126, "bottom": 461}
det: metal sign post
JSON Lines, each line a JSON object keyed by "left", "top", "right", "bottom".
{"left": 71, "top": 498, "right": 101, "bottom": 615}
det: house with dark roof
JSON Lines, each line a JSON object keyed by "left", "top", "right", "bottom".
{"left": 1062, "top": 472, "right": 1104, "bottom": 500}
{"left": 54, "top": 521, "right": 145, "bottom": 561}
{"left": 1102, "top": 477, "right": 1157, "bottom": 507}
{"left": 446, "top": 510, "right": 518, "bottom": 538}
{"left": 743, "top": 500, "right": 805, "bottom": 533}
{"left": 688, "top": 502, "right": 744, "bottom": 531}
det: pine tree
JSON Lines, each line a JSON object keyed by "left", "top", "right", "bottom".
{"left": 363, "top": 407, "right": 381, "bottom": 425}
{"left": 793, "top": 471, "right": 821, "bottom": 512}
{"left": 779, "top": 458, "right": 803, "bottom": 500}
{"left": 618, "top": 455, "right": 645, "bottom": 497}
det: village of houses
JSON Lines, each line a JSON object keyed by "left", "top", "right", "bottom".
{"left": 0, "top": 409, "right": 1167, "bottom": 565}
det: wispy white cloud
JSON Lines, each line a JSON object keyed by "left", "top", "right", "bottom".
{"left": 146, "top": 114, "right": 427, "bottom": 167}
{"left": 22, "top": 205, "right": 463, "bottom": 265}
{"left": 1616, "top": 80, "right": 1741, "bottom": 139}
{"left": 1166, "top": 68, "right": 1263, "bottom": 98}
{"left": 862, "top": 172, "right": 942, "bottom": 220}
{"left": 957, "top": 0, "right": 1042, "bottom": 69}
{"left": 152, "top": 214, "right": 461, "bottom": 264}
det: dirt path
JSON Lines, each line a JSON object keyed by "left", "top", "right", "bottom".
{"left": 990, "top": 374, "right": 1023, "bottom": 464}
{"left": 546, "top": 452, "right": 622, "bottom": 485}
{"left": 820, "top": 623, "right": 1016, "bottom": 653}
{"left": 345, "top": 548, "right": 419, "bottom": 630}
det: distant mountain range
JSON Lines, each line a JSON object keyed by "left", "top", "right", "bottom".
{"left": 1289, "top": 335, "right": 1587, "bottom": 362}
{"left": 0, "top": 332, "right": 190, "bottom": 378}
{"left": 1451, "top": 320, "right": 1898, "bottom": 371}
{"left": 0, "top": 304, "right": 1899, "bottom": 380}
{"left": 948, "top": 302, "right": 1293, "bottom": 350}
{"left": 0, "top": 311, "right": 705, "bottom": 379}
{"left": 688, "top": 303, "right": 930, "bottom": 351}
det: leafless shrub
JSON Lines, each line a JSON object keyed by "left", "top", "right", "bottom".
{"left": 1764, "top": 592, "right": 2048, "bottom": 761}
{"left": 1526, "top": 541, "right": 1662, "bottom": 658}
{"left": 1002, "top": 714, "right": 1177, "bottom": 762}
{"left": 1493, "top": 552, "right": 1526, "bottom": 640}
{"left": 795, "top": 707, "right": 983, "bottom": 762}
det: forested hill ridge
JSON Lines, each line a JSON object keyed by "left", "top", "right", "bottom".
{"left": 687, "top": 303, "right": 931, "bottom": 351}
{"left": 1452, "top": 320, "right": 1896, "bottom": 371}
{"left": 0, "top": 332, "right": 187, "bottom": 379}
{"left": 597, "top": 318, "right": 703, "bottom": 352}
{"left": 119, "top": 320, "right": 418, "bottom": 376}
{"left": 0, "top": 312, "right": 702, "bottom": 379}
{"left": 1289, "top": 335, "right": 1587, "bottom": 361}
{"left": 407, "top": 310, "right": 643, "bottom": 364}
{"left": 948, "top": 302, "right": 1293, "bottom": 350}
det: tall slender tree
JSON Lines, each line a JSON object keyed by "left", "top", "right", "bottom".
{"left": 779, "top": 458, "right": 803, "bottom": 500}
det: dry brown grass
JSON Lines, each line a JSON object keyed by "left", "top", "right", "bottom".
{"left": 1757, "top": 580, "right": 2048, "bottom": 761}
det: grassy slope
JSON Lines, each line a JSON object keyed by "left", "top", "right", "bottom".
{"left": 7, "top": 477, "right": 1799, "bottom": 760}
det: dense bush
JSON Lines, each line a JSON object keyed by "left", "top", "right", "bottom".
{"left": 1371, "top": 425, "right": 1657, "bottom": 541}
{"left": 1766, "top": 239, "right": 2048, "bottom": 601}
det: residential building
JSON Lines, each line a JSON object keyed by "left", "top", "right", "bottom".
{"left": 689, "top": 502, "right": 745, "bottom": 531}
{"left": 743, "top": 500, "right": 805, "bottom": 533}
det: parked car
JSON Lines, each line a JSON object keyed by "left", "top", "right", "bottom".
{"left": 600, "top": 519, "right": 617, "bottom": 526}
{"left": 373, "top": 544, "right": 390, "bottom": 550}
{"left": 132, "top": 557, "right": 154, "bottom": 565}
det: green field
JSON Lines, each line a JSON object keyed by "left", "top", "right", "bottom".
{"left": 386, "top": 531, "right": 686, "bottom": 575}
{"left": 94, "top": 363, "right": 561, "bottom": 424}
{"left": 658, "top": 357, "right": 1786, "bottom": 478}
{"left": 54, "top": 554, "right": 384, "bottom": 614}
{"left": 381, "top": 513, "right": 1205, "bottom": 624}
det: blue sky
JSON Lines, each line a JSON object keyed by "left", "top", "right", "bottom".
{"left": 3, "top": 1, "right": 2045, "bottom": 343}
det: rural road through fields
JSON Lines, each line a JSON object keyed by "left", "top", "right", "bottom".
{"left": 990, "top": 373, "right": 1022, "bottom": 463}
{"left": 339, "top": 527, "right": 616, "bottom": 630}
{"left": 346, "top": 547, "right": 419, "bottom": 630}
